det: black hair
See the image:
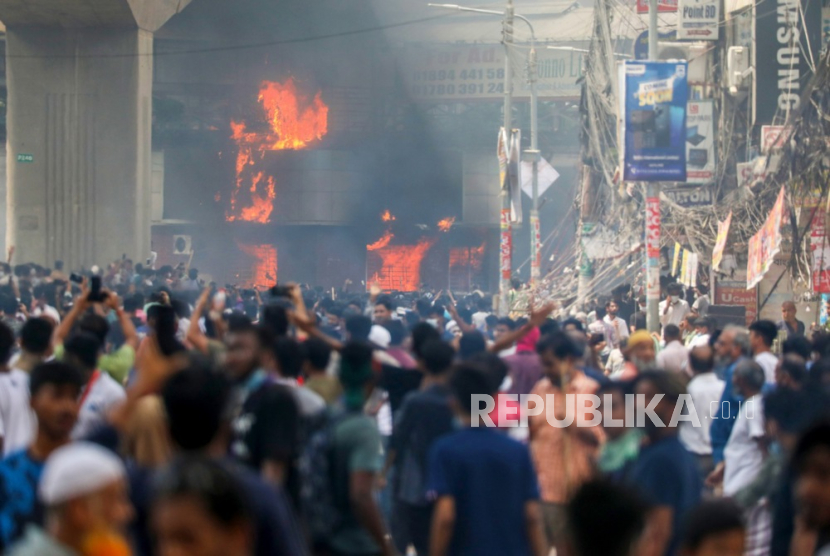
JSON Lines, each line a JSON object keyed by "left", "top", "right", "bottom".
{"left": 539, "top": 318, "right": 560, "bottom": 336}
{"left": 20, "top": 317, "right": 54, "bottom": 356}
{"left": 467, "top": 352, "right": 510, "bottom": 392}
{"left": 412, "top": 322, "right": 441, "bottom": 359}
{"left": 63, "top": 332, "right": 101, "bottom": 370}
{"left": 765, "top": 388, "right": 830, "bottom": 435}
{"left": 635, "top": 371, "right": 687, "bottom": 402}
{"left": 420, "top": 340, "right": 455, "bottom": 376}
{"left": 161, "top": 365, "right": 232, "bottom": 451}
{"left": 78, "top": 313, "right": 110, "bottom": 345}
{"left": 0, "top": 321, "right": 14, "bottom": 365}
{"left": 375, "top": 297, "right": 394, "bottom": 312}
{"left": 696, "top": 284, "right": 709, "bottom": 295}
{"left": 345, "top": 315, "right": 372, "bottom": 342}
{"left": 779, "top": 354, "right": 808, "bottom": 386}
{"left": 152, "top": 456, "right": 251, "bottom": 528}
{"left": 484, "top": 314, "right": 499, "bottom": 328}
{"left": 171, "top": 298, "right": 191, "bottom": 320}
{"left": 561, "top": 317, "right": 585, "bottom": 332}
{"left": 415, "top": 299, "right": 432, "bottom": 317}
{"left": 688, "top": 345, "right": 715, "bottom": 374}
{"left": 536, "top": 331, "right": 583, "bottom": 360}
{"left": 663, "top": 324, "right": 681, "bottom": 340}
{"left": 567, "top": 479, "right": 648, "bottom": 556}
{"left": 339, "top": 342, "right": 374, "bottom": 389}
{"left": 187, "top": 268, "right": 198, "bottom": 280}
{"left": 382, "top": 320, "right": 407, "bottom": 347}
{"left": 30, "top": 361, "right": 84, "bottom": 397}
{"left": 813, "top": 332, "right": 830, "bottom": 360}
{"left": 459, "top": 331, "right": 487, "bottom": 360}
{"left": 450, "top": 364, "right": 496, "bottom": 414}
{"left": 681, "top": 499, "right": 744, "bottom": 550}
{"left": 304, "top": 337, "right": 332, "bottom": 371}
{"left": 273, "top": 337, "right": 304, "bottom": 379}
{"left": 794, "top": 421, "right": 830, "bottom": 471}
{"left": 428, "top": 304, "right": 445, "bottom": 317}
{"left": 0, "top": 294, "right": 17, "bottom": 316}
{"left": 261, "top": 304, "right": 289, "bottom": 338}
{"left": 667, "top": 282, "right": 683, "bottom": 295}
{"left": 749, "top": 320, "right": 778, "bottom": 348}
{"left": 784, "top": 335, "right": 812, "bottom": 360}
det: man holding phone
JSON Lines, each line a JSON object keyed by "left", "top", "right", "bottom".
{"left": 659, "top": 283, "right": 691, "bottom": 332}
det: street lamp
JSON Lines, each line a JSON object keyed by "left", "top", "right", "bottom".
{"left": 428, "top": 2, "right": 542, "bottom": 303}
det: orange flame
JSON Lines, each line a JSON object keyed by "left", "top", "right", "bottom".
{"left": 237, "top": 243, "right": 278, "bottom": 288}
{"left": 226, "top": 78, "right": 329, "bottom": 223}
{"left": 437, "top": 217, "right": 456, "bottom": 232}
{"left": 381, "top": 210, "right": 396, "bottom": 222}
{"left": 367, "top": 230, "right": 395, "bottom": 251}
{"left": 367, "top": 239, "right": 436, "bottom": 292}
{"left": 449, "top": 243, "right": 486, "bottom": 271}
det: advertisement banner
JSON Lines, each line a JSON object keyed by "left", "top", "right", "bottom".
{"left": 681, "top": 249, "right": 690, "bottom": 286}
{"left": 755, "top": 0, "right": 822, "bottom": 125}
{"left": 716, "top": 270, "right": 757, "bottom": 325}
{"left": 737, "top": 158, "right": 767, "bottom": 188}
{"left": 400, "top": 45, "right": 583, "bottom": 101}
{"left": 636, "top": 0, "right": 678, "bottom": 13}
{"left": 672, "top": 242, "right": 682, "bottom": 276}
{"left": 689, "top": 252, "right": 699, "bottom": 287}
{"left": 747, "top": 186, "right": 787, "bottom": 289}
{"left": 812, "top": 208, "right": 830, "bottom": 293}
{"left": 685, "top": 101, "right": 715, "bottom": 183}
{"left": 621, "top": 61, "right": 688, "bottom": 182}
{"left": 761, "top": 126, "right": 792, "bottom": 154}
{"left": 646, "top": 196, "right": 661, "bottom": 259}
{"left": 679, "top": 0, "right": 720, "bottom": 39}
{"left": 712, "top": 211, "right": 732, "bottom": 271}
{"left": 500, "top": 209, "right": 512, "bottom": 281}
{"left": 664, "top": 187, "right": 713, "bottom": 207}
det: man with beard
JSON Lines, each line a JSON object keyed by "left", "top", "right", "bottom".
{"left": 790, "top": 423, "right": 830, "bottom": 554}
{"left": 710, "top": 325, "right": 750, "bottom": 475}
{"left": 529, "top": 332, "right": 603, "bottom": 554}
{"left": 616, "top": 330, "right": 656, "bottom": 380}
{"left": 627, "top": 372, "right": 701, "bottom": 556}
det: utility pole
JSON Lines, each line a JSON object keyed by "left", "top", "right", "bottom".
{"left": 500, "top": 0, "right": 514, "bottom": 316}
{"left": 526, "top": 44, "right": 541, "bottom": 284}
{"left": 645, "top": 0, "right": 661, "bottom": 333}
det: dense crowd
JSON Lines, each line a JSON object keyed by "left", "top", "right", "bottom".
{"left": 0, "top": 256, "right": 828, "bottom": 556}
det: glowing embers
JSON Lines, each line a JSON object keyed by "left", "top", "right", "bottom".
{"left": 366, "top": 239, "right": 436, "bottom": 292}
{"left": 227, "top": 78, "right": 329, "bottom": 223}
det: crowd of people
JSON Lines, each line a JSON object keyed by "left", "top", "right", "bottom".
{"left": 0, "top": 256, "right": 828, "bottom": 556}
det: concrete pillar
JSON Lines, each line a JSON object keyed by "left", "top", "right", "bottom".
{"left": 0, "top": 0, "right": 191, "bottom": 269}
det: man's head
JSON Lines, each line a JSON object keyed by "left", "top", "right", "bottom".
{"left": 458, "top": 331, "right": 487, "bottom": 360}
{"left": 345, "top": 315, "right": 372, "bottom": 342}
{"left": 782, "top": 301, "right": 798, "bottom": 323}
{"left": 188, "top": 268, "right": 198, "bottom": 281}
{"left": 626, "top": 331, "right": 656, "bottom": 371}
{"left": 688, "top": 345, "right": 715, "bottom": 376}
{"left": 383, "top": 320, "right": 408, "bottom": 348}
{"left": 20, "top": 317, "right": 54, "bottom": 357}
{"left": 493, "top": 317, "right": 516, "bottom": 341}
{"left": 271, "top": 337, "right": 304, "bottom": 379}
{"left": 152, "top": 456, "right": 252, "bottom": 556}
{"left": 598, "top": 382, "right": 633, "bottom": 441}
{"left": 373, "top": 298, "right": 394, "bottom": 324}
{"left": 714, "top": 325, "right": 750, "bottom": 367}
{"left": 694, "top": 317, "right": 711, "bottom": 335}
{"left": 748, "top": 320, "right": 777, "bottom": 354}
{"left": 428, "top": 304, "right": 447, "bottom": 330}
{"left": 339, "top": 342, "right": 375, "bottom": 409}
{"left": 783, "top": 335, "right": 812, "bottom": 361}
{"left": 78, "top": 313, "right": 111, "bottom": 347}
{"left": 694, "top": 284, "right": 709, "bottom": 297}
{"left": 666, "top": 283, "right": 683, "bottom": 299}
{"left": 162, "top": 364, "right": 233, "bottom": 452}
{"left": 680, "top": 499, "right": 745, "bottom": 556}
{"left": 605, "top": 300, "right": 619, "bottom": 318}
{"left": 449, "top": 364, "right": 495, "bottom": 419}
{"left": 30, "top": 362, "right": 83, "bottom": 441}
{"left": 303, "top": 337, "right": 332, "bottom": 375}
{"left": 794, "top": 422, "right": 830, "bottom": 530}
{"left": 635, "top": 371, "right": 687, "bottom": 438}
{"left": 223, "top": 324, "right": 263, "bottom": 382}
{"left": 566, "top": 479, "right": 647, "bottom": 556}
{"left": 663, "top": 324, "right": 681, "bottom": 344}
{"left": 637, "top": 295, "right": 647, "bottom": 311}
{"left": 536, "top": 331, "right": 583, "bottom": 381}
{"left": 776, "top": 354, "right": 808, "bottom": 390}
{"left": 412, "top": 322, "right": 441, "bottom": 360}
{"left": 420, "top": 340, "right": 455, "bottom": 376}
{"left": 63, "top": 332, "right": 102, "bottom": 377}
{"left": 39, "top": 443, "right": 133, "bottom": 540}
{"left": 731, "top": 359, "right": 765, "bottom": 400}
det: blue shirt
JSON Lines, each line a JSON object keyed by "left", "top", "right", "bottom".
{"left": 628, "top": 436, "right": 702, "bottom": 556}
{"left": 0, "top": 450, "right": 45, "bottom": 550}
{"left": 428, "top": 427, "right": 539, "bottom": 556}
{"left": 710, "top": 357, "right": 744, "bottom": 464}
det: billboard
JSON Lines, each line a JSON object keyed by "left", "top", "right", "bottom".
{"left": 685, "top": 101, "right": 715, "bottom": 183}
{"left": 621, "top": 61, "right": 688, "bottom": 182}
{"left": 678, "top": 0, "right": 720, "bottom": 39}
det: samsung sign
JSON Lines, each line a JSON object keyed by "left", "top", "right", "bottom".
{"left": 755, "top": 0, "right": 821, "bottom": 125}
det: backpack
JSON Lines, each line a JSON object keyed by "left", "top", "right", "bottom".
{"left": 298, "top": 411, "right": 349, "bottom": 544}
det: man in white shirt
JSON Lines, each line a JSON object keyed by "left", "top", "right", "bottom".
{"left": 602, "top": 300, "right": 629, "bottom": 350}
{"left": 692, "top": 285, "right": 710, "bottom": 317}
{"left": 688, "top": 317, "right": 712, "bottom": 349}
{"left": 707, "top": 359, "right": 766, "bottom": 495}
{"left": 63, "top": 332, "right": 126, "bottom": 439}
{"left": 659, "top": 283, "right": 691, "bottom": 331}
{"left": 656, "top": 324, "right": 689, "bottom": 374}
{"left": 749, "top": 319, "right": 779, "bottom": 384}
{"left": 0, "top": 318, "right": 53, "bottom": 456}
{"left": 679, "top": 345, "right": 725, "bottom": 479}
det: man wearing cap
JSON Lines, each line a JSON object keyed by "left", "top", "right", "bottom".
{"left": 616, "top": 330, "right": 656, "bottom": 381}
{"left": 8, "top": 442, "right": 132, "bottom": 556}
{"left": 0, "top": 362, "right": 83, "bottom": 551}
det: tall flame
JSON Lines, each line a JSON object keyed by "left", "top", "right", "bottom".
{"left": 437, "top": 217, "right": 456, "bottom": 232}
{"left": 367, "top": 239, "right": 436, "bottom": 292}
{"left": 367, "top": 230, "right": 395, "bottom": 251}
{"left": 226, "top": 78, "right": 329, "bottom": 223}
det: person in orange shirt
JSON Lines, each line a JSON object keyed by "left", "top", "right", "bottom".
{"left": 529, "top": 331, "right": 603, "bottom": 553}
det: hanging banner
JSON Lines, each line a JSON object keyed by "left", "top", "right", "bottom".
{"left": 500, "top": 209, "right": 512, "bottom": 281}
{"left": 621, "top": 61, "right": 688, "bottom": 182}
{"left": 646, "top": 196, "right": 661, "bottom": 259}
{"left": 498, "top": 128, "right": 523, "bottom": 223}
{"left": 681, "top": 249, "right": 690, "bottom": 286}
{"left": 672, "top": 242, "right": 682, "bottom": 276}
{"left": 712, "top": 212, "right": 732, "bottom": 271}
{"left": 679, "top": 0, "right": 720, "bottom": 39}
{"left": 685, "top": 101, "right": 715, "bottom": 183}
{"left": 812, "top": 207, "right": 830, "bottom": 293}
{"left": 530, "top": 214, "right": 541, "bottom": 281}
{"left": 637, "top": 0, "right": 678, "bottom": 13}
{"left": 737, "top": 158, "right": 767, "bottom": 189}
{"left": 689, "top": 252, "right": 699, "bottom": 287}
{"left": 747, "top": 186, "right": 787, "bottom": 289}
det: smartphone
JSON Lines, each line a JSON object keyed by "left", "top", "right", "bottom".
{"left": 88, "top": 276, "right": 108, "bottom": 302}
{"left": 69, "top": 273, "right": 83, "bottom": 285}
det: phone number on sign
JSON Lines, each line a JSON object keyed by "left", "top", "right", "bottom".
{"left": 411, "top": 83, "right": 505, "bottom": 97}
{"left": 411, "top": 68, "right": 506, "bottom": 81}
